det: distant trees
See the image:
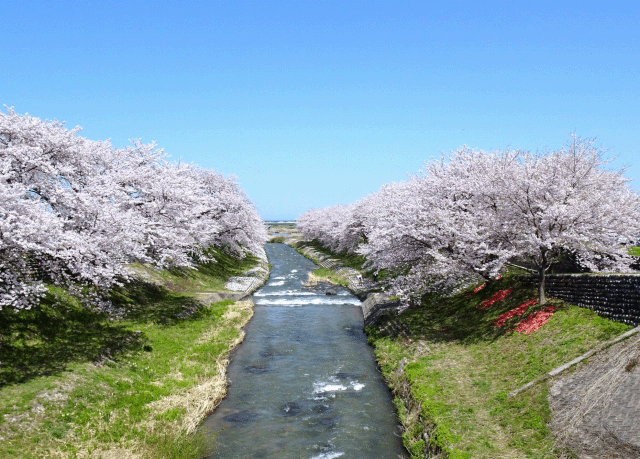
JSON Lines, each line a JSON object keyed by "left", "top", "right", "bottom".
{"left": 296, "top": 203, "right": 365, "bottom": 254}
{"left": 0, "top": 108, "right": 267, "bottom": 311}
{"left": 297, "top": 136, "right": 640, "bottom": 304}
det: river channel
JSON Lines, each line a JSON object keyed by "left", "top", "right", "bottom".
{"left": 201, "top": 243, "right": 406, "bottom": 458}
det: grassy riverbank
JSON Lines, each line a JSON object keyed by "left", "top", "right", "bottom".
{"left": 305, "top": 268, "right": 349, "bottom": 287}
{"left": 295, "top": 240, "right": 634, "bottom": 458}
{"left": 366, "top": 276, "right": 631, "bottom": 458}
{"left": 297, "top": 240, "right": 369, "bottom": 273}
{"left": 0, "top": 250, "right": 260, "bottom": 459}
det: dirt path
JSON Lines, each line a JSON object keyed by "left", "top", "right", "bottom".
{"left": 549, "top": 333, "right": 640, "bottom": 458}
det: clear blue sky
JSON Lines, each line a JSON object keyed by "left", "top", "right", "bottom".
{"left": 3, "top": 0, "right": 639, "bottom": 220}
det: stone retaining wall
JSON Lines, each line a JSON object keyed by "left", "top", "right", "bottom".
{"left": 294, "top": 244, "right": 377, "bottom": 300}
{"left": 361, "top": 293, "right": 402, "bottom": 326}
{"left": 285, "top": 239, "right": 401, "bottom": 324}
{"left": 547, "top": 273, "right": 640, "bottom": 325}
{"left": 196, "top": 247, "right": 270, "bottom": 305}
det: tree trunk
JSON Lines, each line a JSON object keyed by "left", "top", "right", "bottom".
{"left": 538, "top": 248, "right": 548, "bottom": 304}
{"left": 538, "top": 266, "right": 546, "bottom": 304}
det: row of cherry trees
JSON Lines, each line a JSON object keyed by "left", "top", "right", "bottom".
{"left": 1, "top": 108, "right": 267, "bottom": 311}
{"left": 298, "top": 136, "right": 640, "bottom": 304}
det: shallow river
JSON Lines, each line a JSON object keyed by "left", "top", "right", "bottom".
{"left": 201, "top": 243, "right": 406, "bottom": 458}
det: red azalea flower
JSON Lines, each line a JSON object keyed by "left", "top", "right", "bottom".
{"left": 515, "top": 305, "right": 556, "bottom": 334}
{"left": 473, "top": 283, "right": 486, "bottom": 293}
{"left": 494, "top": 300, "right": 537, "bottom": 327}
{"left": 478, "top": 289, "right": 512, "bottom": 310}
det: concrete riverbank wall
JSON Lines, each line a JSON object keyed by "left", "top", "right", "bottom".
{"left": 278, "top": 236, "right": 401, "bottom": 326}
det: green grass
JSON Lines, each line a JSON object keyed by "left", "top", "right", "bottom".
{"left": 298, "top": 239, "right": 400, "bottom": 284}
{"left": 267, "top": 222, "right": 295, "bottom": 228}
{"left": 628, "top": 246, "right": 640, "bottom": 256}
{"left": 297, "top": 240, "right": 369, "bottom": 271}
{"left": 366, "top": 276, "right": 632, "bottom": 458}
{"left": 0, "top": 250, "right": 261, "bottom": 459}
{"left": 311, "top": 267, "right": 350, "bottom": 287}
{"left": 130, "top": 247, "right": 259, "bottom": 295}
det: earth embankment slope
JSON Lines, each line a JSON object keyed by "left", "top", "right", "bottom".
{"left": 287, "top": 230, "right": 638, "bottom": 458}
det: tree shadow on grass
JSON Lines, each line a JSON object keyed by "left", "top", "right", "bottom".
{"left": 190, "top": 249, "right": 259, "bottom": 279}
{"left": 397, "top": 276, "right": 547, "bottom": 345}
{"left": 0, "top": 279, "right": 207, "bottom": 387}
{"left": 109, "top": 279, "right": 206, "bottom": 325}
{"left": 0, "top": 291, "right": 146, "bottom": 387}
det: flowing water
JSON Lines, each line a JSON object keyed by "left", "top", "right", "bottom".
{"left": 201, "top": 243, "right": 406, "bottom": 458}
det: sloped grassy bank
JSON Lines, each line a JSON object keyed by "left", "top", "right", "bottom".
{"left": 367, "top": 276, "right": 631, "bottom": 458}
{"left": 293, "top": 240, "right": 633, "bottom": 458}
{"left": 0, "top": 250, "right": 265, "bottom": 459}
{"left": 292, "top": 240, "right": 374, "bottom": 289}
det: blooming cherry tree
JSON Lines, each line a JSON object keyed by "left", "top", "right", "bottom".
{"left": 298, "top": 137, "right": 640, "bottom": 304}
{"left": 489, "top": 136, "right": 640, "bottom": 302}
{"left": 0, "top": 108, "right": 266, "bottom": 311}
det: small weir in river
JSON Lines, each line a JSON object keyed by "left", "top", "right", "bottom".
{"left": 201, "top": 243, "right": 406, "bottom": 458}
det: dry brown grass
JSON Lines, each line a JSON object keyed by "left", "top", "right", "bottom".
{"left": 303, "top": 270, "right": 347, "bottom": 287}
{"left": 303, "top": 271, "right": 324, "bottom": 286}
{"left": 2, "top": 300, "right": 255, "bottom": 459}
{"left": 42, "top": 445, "right": 146, "bottom": 459}
{"left": 149, "top": 300, "right": 254, "bottom": 436}
{"left": 150, "top": 300, "right": 254, "bottom": 436}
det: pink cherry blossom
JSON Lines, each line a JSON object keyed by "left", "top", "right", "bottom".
{"left": 297, "top": 136, "right": 640, "bottom": 305}
{"left": 1, "top": 108, "right": 267, "bottom": 311}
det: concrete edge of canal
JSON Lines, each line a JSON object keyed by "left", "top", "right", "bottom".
{"left": 276, "top": 232, "right": 404, "bottom": 327}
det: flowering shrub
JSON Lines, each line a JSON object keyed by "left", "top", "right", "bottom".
{"left": 477, "top": 289, "right": 512, "bottom": 310}
{"left": 515, "top": 305, "right": 556, "bottom": 334}
{"left": 494, "top": 300, "right": 537, "bottom": 327}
